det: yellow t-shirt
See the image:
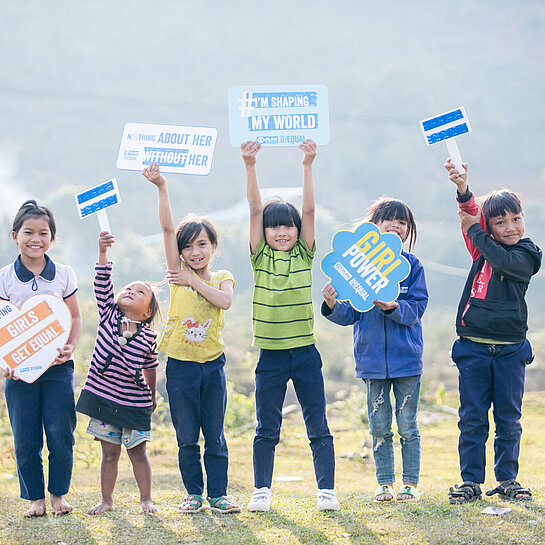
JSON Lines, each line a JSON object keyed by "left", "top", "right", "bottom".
{"left": 158, "top": 270, "right": 234, "bottom": 363}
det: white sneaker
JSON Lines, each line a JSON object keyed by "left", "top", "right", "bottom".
{"left": 247, "top": 487, "right": 272, "bottom": 512}
{"left": 317, "top": 489, "right": 340, "bottom": 511}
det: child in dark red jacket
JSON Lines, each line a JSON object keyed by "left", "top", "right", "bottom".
{"left": 445, "top": 160, "right": 542, "bottom": 504}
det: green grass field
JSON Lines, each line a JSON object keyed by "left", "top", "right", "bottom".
{"left": 1, "top": 390, "right": 544, "bottom": 545}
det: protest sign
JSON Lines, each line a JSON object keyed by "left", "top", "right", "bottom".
{"left": 0, "top": 294, "right": 72, "bottom": 383}
{"left": 321, "top": 222, "right": 410, "bottom": 313}
{"left": 75, "top": 178, "right": 120, "bottom": 232}
{"left": 420, "top": 107, "right": 471, "bottom": 175}
{"left": 228, "top": 84, "right": 329, "bottom": 147}
{"left": 117, "top": 122, "right": 218, "bottom": 175}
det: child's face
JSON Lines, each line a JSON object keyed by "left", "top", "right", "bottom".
{"left": 116, "top": 282, "right": 153, "bottom": 322}
{"left": 375, "top": 218, "right": 408, "bottom": 242}
{"left": 488, "top": 211, "right": 524, "bottom": 245}
{"left": 12, "top": 217, "right": 52, "bottom": 261}
{"left": 181, "top": 228, "right": 216, "bottom": 271}
{"left": 265, "top": 224, "right": 298, "bottom": 251}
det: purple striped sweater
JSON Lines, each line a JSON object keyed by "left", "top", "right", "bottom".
{"left": 76, "top": 262, "right": 158, "bottom": 431}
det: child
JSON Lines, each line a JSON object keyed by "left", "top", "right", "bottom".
{"left": 0, "top": 200, "right": 81, "bottom": 517}
{"left": 445, "top": 160, "right": 541, "bottom": 504}
{"left": 241, "top": 140, "right": 339, "bottom": 512}
{"left": 321, "top": 198, "right": 427, "bottom": 503}
{"left": 144, "top": 162, "right": 239, "bottom": 514}
{"left": 76, "top": 231, "right": 160, "bottom": 514}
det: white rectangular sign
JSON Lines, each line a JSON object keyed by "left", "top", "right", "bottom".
{"left": 420, "top": 107, "right": 471, "bottom": 146}
{"left": 116, "top": 122, "right": 218, "bottom": 176}
{"left": 75, "top": 178, "right": 120, "bottom": 219}
{"left": 228, "top": 84, "right": 330, "bottom": 147}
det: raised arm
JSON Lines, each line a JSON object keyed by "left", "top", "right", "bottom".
{"left": 142, "top": 162, "right": 181, "bottom": 271}
{"left": 241, "top": 141, "right": 263, "bottom": 255}
{"left": 300, "top": 140, "right": 316, "bottom": 249}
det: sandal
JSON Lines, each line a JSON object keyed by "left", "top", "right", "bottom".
{"left": 485, "top": 479, "right": 532, "bottom": 502}
{"left": 208, "top": 495, "right": 241, "bottom": 514}
{"left": 373, "top": 484, "right": 394, "bottom": 503}
{"left": 179, "top": 494, "right": 204, "bottom": 514}
{"left": 448, "top": 482, "right": 482, "bottom": 504}
{"left": 396, "top": 485, "right": 419, "bottom": 503}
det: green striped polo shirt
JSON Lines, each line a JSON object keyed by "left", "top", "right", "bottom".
{"left": 251, "top": 236, "right": 316, "bottom": 350}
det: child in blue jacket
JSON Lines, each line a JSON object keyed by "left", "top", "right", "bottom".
{"left": 322, "top": 198, "right": 427, "bottom": 503}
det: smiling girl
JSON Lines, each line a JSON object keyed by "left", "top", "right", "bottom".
{"left": 0, "top": 200, "right": 81, "bottom": 517}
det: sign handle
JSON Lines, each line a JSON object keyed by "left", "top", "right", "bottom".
{"left": 96, "top": 210, "right": 111, "bottom": 233}
{"left": 445, "top": 138, "right": 465, "bottom": 176}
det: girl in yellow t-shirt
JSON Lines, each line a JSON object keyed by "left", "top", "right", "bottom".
{"left": 144, "top": 162, "right": 239, "bottom": 514}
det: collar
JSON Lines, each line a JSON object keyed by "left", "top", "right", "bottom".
{"left": 14, "top": 254, "right": 56, "bottom": 282}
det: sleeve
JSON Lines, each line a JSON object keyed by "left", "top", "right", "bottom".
{"left": 457, "top": 189, "right": 488, "bottom": 260}
{"left": 63, "top": 265, "right": 78, "bottom": 299}
{"left": 250, "top": 238, "right": 267, "bottom": 269}
{"left": 94, "top": 262, "right": 115, "bottom": 319}
{"left": 384, "top": 257, "right": 428, "bottom": 327}
{"left": 298, "top": 236, "right": 316, "bottom": 263}
{"left": 143, "top": 331, "right": 159, "bottom": 369}
{"left": 0, "top": 268, "right": 8, "bottom": 300}
{"left": 466, "top": 227, "right": 538, "bottom": 282}
{"left": 321, "top": 299, "right": 360, "bottom": 326}
{"left": 218, "top": 270, "right": 235, "bottom": 290}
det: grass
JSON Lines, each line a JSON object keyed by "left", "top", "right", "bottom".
{"left": 1, "top": 390, "right": 545, "bottom": 544}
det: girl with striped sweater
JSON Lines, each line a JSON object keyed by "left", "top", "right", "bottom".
{"left": 76, "top": 231, "right": 160, "bottom": 514}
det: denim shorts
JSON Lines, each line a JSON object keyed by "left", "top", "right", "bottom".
{"left": 86, "top": 417, "right": 150, "bottom": 449}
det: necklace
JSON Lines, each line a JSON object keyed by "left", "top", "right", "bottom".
{"left": 117, "top": 316, "right": 141, "bottom": 346}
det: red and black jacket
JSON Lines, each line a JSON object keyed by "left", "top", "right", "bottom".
{"left": 455, "top": 189, "right": 542, "bottom": 343}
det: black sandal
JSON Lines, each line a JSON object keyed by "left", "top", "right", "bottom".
{"left": 485, "top": 479, "right": 532, "bottom": 502}
{"left": 448, "top": 482, "right": 482, "bottom": 504}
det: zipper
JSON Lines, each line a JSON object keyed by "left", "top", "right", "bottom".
{"left": 383, "top": 316, "right": 389, "bottom": 378}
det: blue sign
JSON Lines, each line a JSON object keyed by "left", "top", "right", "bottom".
{"left": 228, "top": 84, "right": 329, "bottom": 147}
{"left": 321, "top": 223, "right": 411, "bottom": 312}
{"left": 75, "top": 179, "right": 120, "bottom": 219}
{"left": 420, "top": 106, "right": 471, "bottom": 146}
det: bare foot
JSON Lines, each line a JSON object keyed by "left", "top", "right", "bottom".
{"left": 50, "top": 494, "right": 73, "bottom": 515}
{"left": 140, "top": 499, "right": 157, "bottom": 514}
{"left": 87, "top": 500, "right": 114, "bottom": 515}
{"left": 24, "top": 499, "right": 46, "bottom": 517}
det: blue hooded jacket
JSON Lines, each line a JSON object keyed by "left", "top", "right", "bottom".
{"left": 321, "top": 251, "right": 427, "bottom": 379}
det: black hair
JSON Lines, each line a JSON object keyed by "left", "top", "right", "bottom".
{"left": 175, "top": 214, "right": 219, "bottom": 253}
{"left": 142, "top": 282, "right": 162, "bottom": 327}
{"left": 364, "top": 197, "right": 417, "bottom": 252}
{"left": 479, "top": 189, "right": 523, "bottom": 223}
{"left": 262, "top": 198, "right": 302, "bottom": 235}
{"left": 11, "top": 200, "right": 56, "bottom": 240}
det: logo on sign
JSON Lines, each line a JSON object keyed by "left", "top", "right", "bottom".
{"left": 321, "top": 223, "right": 410, "bottom": 312}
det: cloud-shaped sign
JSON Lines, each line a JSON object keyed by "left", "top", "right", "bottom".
{"left": 321, "top": 222, "right": 410, "bottom": 312}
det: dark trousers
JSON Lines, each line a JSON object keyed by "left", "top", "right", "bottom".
{"left": 451, "top": 337, "right": 533, "bottom": 484}
{"left": 253, "top": 345, "right": 335, "bottom": 489}
{"left": 166, "top": 354, "right": 228, "bottom": 498}
{"left": 4, "top": 362, "right": 76, "bottom": 500}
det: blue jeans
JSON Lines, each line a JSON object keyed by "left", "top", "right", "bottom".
{"left": 5, "top": 362, "right": 76, "bottom": 500}
{"left": 165, "top": 355, "right": 228, "bottom": 498}
{"left": 451, "top": 337, "right": 532, "bottom": 484}
{"left": 253, "top": 345, "right": 335, "bottom": 489}
{"left": 365, "top": 376, "right": 421, "bottom": 485}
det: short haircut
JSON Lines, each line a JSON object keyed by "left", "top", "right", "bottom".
{"left": 262, "top": 198, "right": 302, "bottom": 235}
{"left": 12, "top": 200, "right": 56, "bottom": 240}
{"left": 364, "top": 197, "right": 417, "bottom": 252}
{"left": 175, "top": 214, "right": 218, "bottom": 253}
{"left": 142, "top": 282, "right": 162, "bottom": 327}
{"left": 480, "top": 189, "right": 523, "bottom": 223}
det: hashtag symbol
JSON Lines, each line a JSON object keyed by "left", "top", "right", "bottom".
{"left": 238, "top": 92, "right": 254, "bottom": 117}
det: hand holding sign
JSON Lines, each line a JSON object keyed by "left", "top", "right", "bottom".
{"left": 321, "top": 223, "right": 410, "bottom": 313}
{"left": 0, "top": 295, "right": 72, "bottom": 383}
